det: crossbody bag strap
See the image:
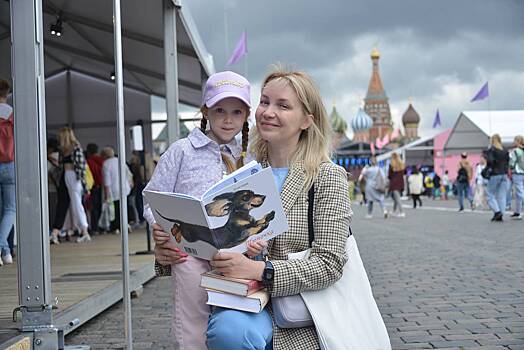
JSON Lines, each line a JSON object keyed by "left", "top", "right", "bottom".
{"left": 307, "top": 183, "right": 353, "bottom": 247}
{"left": 308, "top": 185, "right": 315, "bottom": 248}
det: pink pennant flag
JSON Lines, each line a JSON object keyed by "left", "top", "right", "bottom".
{"left": 391, "top": 128, "right": 400, "bottom": 140}
{"left": 370, "top": 142, "right": 376, "bottom": 155}
{"left": 382, "top": 133, "right": 390, "bottom": 145}
{"left": 375, "top": 137, "right": 383, "bottom": 149}
{"left": 227, "top": 31, "right": 247, "bottom": 66}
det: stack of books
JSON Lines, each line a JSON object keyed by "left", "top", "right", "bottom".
{"left": 201, "top": 271, "right": 269, "bottom": 313}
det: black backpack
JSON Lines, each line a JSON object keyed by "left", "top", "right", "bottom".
{"left": 457, "top": 167, "right": 468, "bottom": 183}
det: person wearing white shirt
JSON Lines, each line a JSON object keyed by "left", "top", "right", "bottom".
{"left": 101, "top": 147, "right": 132, "bottom": 233}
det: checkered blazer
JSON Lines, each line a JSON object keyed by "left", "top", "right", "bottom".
{"left": 268, "top": 160, "right": 352, "bottom": 350}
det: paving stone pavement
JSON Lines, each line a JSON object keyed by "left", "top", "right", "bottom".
{"left": 66, "top": 199, "right": 524, "bottom": 349}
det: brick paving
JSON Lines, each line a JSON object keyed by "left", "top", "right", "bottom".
{"left": 66, "top": 199, "right": 524, "bottom": 349}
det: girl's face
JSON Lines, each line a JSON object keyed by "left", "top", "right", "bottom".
{"left": 206, "top": 97, "right": 248, "bottom": 144}
{"left": 255, "top": 80, "right": 312, "bottom": 147}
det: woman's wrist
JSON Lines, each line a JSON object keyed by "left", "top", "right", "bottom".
{"left": 250, "top": 260, "right": 266, "bottom": 281}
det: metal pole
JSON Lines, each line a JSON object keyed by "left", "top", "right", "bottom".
{"left": 112, "top": 0, "right": 133, "bottom": 348}
{"left": 164, "top": 0, "right": 180, "bottom": 144}
{"left": 11, "top": 0, "right": 56, "bottom": 341}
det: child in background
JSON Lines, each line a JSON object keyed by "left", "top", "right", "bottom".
{"left": 143, "top": 71, "right": 263, "bottom": 350}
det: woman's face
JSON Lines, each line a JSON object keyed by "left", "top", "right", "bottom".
{"left": 206, "top": 97, "right": 248, "bottom": 145}
{"left": 255, "top": 80, "right": 312, "bottom": 148}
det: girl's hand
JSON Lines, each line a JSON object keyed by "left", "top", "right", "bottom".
{"left": 152, "top": 223, "right": 170, "bottom": 244}
{"left": 155, "top": 241, "right": 188, "bottom": 265}
{"left": 210, "top": 252, "right": 265, "bottom": 281}
{"left": 246, "top": 240, "right": 268, "bottom": 258}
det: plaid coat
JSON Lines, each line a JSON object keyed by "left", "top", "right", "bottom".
{"left": 154, "top": 160, "right": 352, "bottom": 349}
{"left": 268, "top": 160, "right": 351, "bottom": 350}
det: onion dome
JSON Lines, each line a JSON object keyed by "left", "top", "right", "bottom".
{"left": 351, "top": 108, "right": 373, "bottom": 132}
{"left": 402, "top": 103, "right": 420, "bottom": 125}
{"left": 330, "top": 106, "right": 348, "bottom": 134}
{"left": 371, "top": 47, "right": 380, "bottom": 59}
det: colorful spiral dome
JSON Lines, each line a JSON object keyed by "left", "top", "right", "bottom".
{"left": 330, "top": 106, "right": 348, "bottom": 134}
{"left": 351, "top": 108, "right": 373, "bottom": 132}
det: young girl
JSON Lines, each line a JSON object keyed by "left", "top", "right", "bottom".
{"left": 144, "top": 71, "right": 261, "bottom": 350}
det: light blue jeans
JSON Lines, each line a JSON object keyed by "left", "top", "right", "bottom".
{"left": 487, "top": 174, "right": 508, "bottom": 214}
{"left": 207, "top": 307, "right": 273, "bottom": 350}
{"left": 456, "top": 182, "right": 471, "bottom": 210}
{"left": 0, "top": 162, "right": 15, "bottom": 256}
{"left": 513, "top": 174, "right": 524, "bottom": 213}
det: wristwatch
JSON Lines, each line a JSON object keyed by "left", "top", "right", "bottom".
{"left": 262, "top": 260, "right": 274, "bottom": 286}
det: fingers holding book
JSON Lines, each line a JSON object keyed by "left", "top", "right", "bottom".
{"left": 154, "top": 241, "right": 188, "bottom": 265}
{"left": 152, "top": 222, "right": 170, "bottom": 244}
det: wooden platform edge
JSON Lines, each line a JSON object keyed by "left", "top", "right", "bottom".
{"left": 56, "top": 262, "right": 156, "bottom": 335}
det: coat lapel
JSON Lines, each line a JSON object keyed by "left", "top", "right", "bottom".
{"left": 280, "top": 161, "right": 306, "bottom": 216}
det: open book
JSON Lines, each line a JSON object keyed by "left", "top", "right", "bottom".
{"left": 144, "top": 161, "right": 289, "bottom": 260}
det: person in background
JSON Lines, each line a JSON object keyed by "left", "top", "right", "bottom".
{"left": 129, "top": 151, "right": 145, "bottom": 226}
{"left": 473, "top": 156, "right": 488, "bottom": 210}
{"left": 442, "top": 170, "right": 450, "bottom": 200}
{"left": 508, "top": 135, "right": 524, "bottom": 220}
{"left": 408, "top": 167, "right": 424, "bottom": 208}
{"left": 424, "top": 172, "right": 434, "bottom": 199}
{"left": 484, "top": 134, "right": 509, "bottom": 222}
{"left": 358, "top": 166, "right": 367, "bottom": 206}
{"left": 360, "top": 157, "right": 388, "bottom": 219}
{"left": 101, "top": 146, "right": 132, "bottom": 234}
{"left": 0, "top": 78, "right": 14, "bottom": 265}
{"left": 85, "top": 143, "right": 104, "bottom": 234}
{"left": 388, "top": 152, "right": 406, "bottom": 218}
{"left": 47, "top": 138, "right": 62, "bottom": 235}
{"left": 456, "top": 152, "right": 473, "bottom": 212}
{"left": 431, "top": 173, "right": 440, "bottom": 199}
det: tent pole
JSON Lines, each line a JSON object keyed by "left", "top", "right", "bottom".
{"left": 112, "top": 0, "right": 133, "bottom": 348}
{"left": 164, "top": 0, "right": 180, "bottom": 144}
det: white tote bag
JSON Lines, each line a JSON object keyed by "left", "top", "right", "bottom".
{"left": 289, "top": 235, "right": 391, "bottom": 350}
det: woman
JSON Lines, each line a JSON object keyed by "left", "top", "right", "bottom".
{"left": 388, "top": 153, "right": 406, "bottom": 218}
{"left": 360, "top": 157, "right": 388, "bottom": 219}
{"left": 408, "top": 167, "right": 424, "bottom": 208}
{"left": 51, "top": 127, "right": 90, "bottom": 243}
{"left": 484, "top": 134, "right": 509, "bottom": 222}
{"left": 205, "top": 68, "right": 351, "bottom": 350}
{"left": 473, "top": 155, "right": 488, "bottom": 210}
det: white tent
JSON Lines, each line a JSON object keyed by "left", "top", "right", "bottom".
{"left": 444, "top": 110, "right": 524, "bottom": 154}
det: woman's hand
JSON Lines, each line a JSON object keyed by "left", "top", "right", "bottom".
{"left": 245, "top": 239, "right": 268, "bottom": 258}
{"left": 210, "top": 252, "right": 265, "bottom": 281}
{"left": 152, "top": 223, "right": 170, "bottom": 245}
{"left": 154, "top": 241, "right": 188, "bottom": 265}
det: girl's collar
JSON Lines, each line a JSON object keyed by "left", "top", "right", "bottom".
{"left": 188, "top": 127, "right": 241, "bottom": 157}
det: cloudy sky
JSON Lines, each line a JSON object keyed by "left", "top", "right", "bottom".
{"left": 180, "top": 0, "right": 524, "bottom": 139}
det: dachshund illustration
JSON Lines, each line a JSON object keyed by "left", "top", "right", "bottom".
{"left": 156, "top": 189, "right": 275, "bottom": 249}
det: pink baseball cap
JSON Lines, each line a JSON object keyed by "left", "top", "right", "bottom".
{"left": 202, "top": 71, "right": 251, "bottom": 108}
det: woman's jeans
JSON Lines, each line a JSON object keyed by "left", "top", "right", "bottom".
{"left": 456, "top": 182, "right": 471, "bottom": 210}
{"left": 0, "top": 162, "right": 15, "bottom": 256}
{"left": 391, "top": 190, "right": 403, "bottom": 214}
{"left": 207, "top": 307, "right": 273, "bottom": 350}
{"left": 513, "top": 174, "right": 524, "bottom": 214}
{"left": 487, "top": 174, "right": 508, "bottom": 214}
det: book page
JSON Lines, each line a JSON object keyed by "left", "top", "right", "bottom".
{"left": 202, "top": 167, "right": 289, "bottom": 253}
{"left": 203, "top": 160, "right": 262, "bottom": 198}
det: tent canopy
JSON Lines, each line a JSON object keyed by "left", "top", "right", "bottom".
{"left": 0, "top": 0, "right": 214, "bottom": 107}
{"left": 444, "top": 110, "right": 524, "bottom": 153}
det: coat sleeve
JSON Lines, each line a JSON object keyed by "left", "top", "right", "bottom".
{"left": 270, "top": 164, "right": 351, "bottom": 297}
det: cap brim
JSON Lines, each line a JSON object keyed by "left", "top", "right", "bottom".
{"left": 205, "top": 91, "right": 251, "bottom": 108}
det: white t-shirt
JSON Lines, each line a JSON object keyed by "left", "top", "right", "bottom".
{"left": 0, "top": 103, "right": 13, "bottom": 119}
{"left": 103, "top": 157, "right": 132, "bottom": 201}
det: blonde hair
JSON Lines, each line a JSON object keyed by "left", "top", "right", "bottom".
{"left": 514, "top": 135, "right": 524, "bottom": 148}
{"left": 491, "top": 133, "right": 503, "bottom": 150}
{"left": 200, "top": 104, "right": 250, "bottom": 174}
{"left": 101, "top": 146, "right": 115, "bottom": 159}
{"left": 58, "top": 127, "right": 80, "bottom": 154}
{"left": 249, "top": 67, "right": 332, "bottom": 190}
{"left": 390, "top": 152, "right": 405, "bottom": 172}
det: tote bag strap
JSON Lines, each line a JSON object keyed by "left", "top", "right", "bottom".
{"left": 307, "top": 183, "right": 352, "bottom": 249}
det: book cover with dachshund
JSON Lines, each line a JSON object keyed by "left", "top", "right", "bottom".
{"left": 144, "top": 161, "right": 289, "bottom": 260}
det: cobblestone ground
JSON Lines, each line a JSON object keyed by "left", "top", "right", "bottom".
{"left": 66, "top": 198, "right": 524, "bottom": 350}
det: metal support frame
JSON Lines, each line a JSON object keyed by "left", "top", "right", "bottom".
{"left": 164, "top": 0, "right": 180, "bottom": 144}
{"left": 112, "top": 0, "right": 133, "bottom": 348}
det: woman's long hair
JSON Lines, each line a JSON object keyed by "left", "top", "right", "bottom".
{"left": 249, "top": 67, "right": 332, "bottom": 190}
{"left": 390, "top": 152, "right": 405, "bottom": 172}
{"left": 490, "top": 133, "right": 503, "bottom": 150}
{"left": 58, "top": 127, "right": 80, "bottom": 154}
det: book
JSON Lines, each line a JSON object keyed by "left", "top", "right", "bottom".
{"left": 143, "top": 161, "right": 289, "bottom": 260}
{"left": 206, "top": 289, "right": 269, "bottom": 313}
{"left": 201, "top": 271, "right": 263, "bottom": 296}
